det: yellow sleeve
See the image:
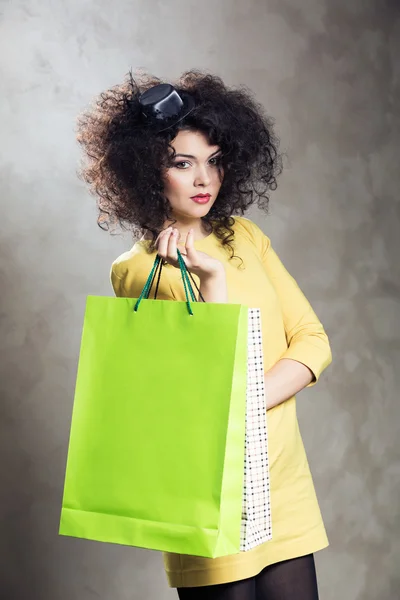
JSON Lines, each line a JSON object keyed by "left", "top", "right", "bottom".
{"left": 246, "top": 219, "right": 332, "bottom": 383}
{"left": 110, "top": 266, "right": 126, "bottom": 297}
{"left": 110, "top": 254, "right": 177, "bottom": 301}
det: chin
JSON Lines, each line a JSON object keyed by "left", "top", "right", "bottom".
{"left": 175, "top": 204, "right": 213, "bottom": 219}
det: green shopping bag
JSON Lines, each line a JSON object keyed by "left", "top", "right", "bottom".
{"left": 59, "top": 251, "right": 248, "bottom": 558}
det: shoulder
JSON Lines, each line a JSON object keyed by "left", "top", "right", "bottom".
{"left": 111, "top": 241, "right": 162, "bottom": 298}
{"left": 111, "top": 240, "right": 178, "bottom": 300}
{"left": 111, "top": 241, "right": 155, "bottom": 281}
{"left": 232, "top": 216, "right": 271, "bottom": 252}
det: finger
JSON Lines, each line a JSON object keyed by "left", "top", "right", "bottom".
{"left": 156, "top": 227, "right": 171, "bottom": 250}
{"left": 156, "top": 226, "right": 172, "bottom": 241}
{"left": 157, "top": 228, "right": 173, "bottom": 258}
{"left": 155, "top": 226, "right": 172, "bottom": 247}
{"left": 185, "top": 229, "right": 198, "bottom": 263}
{"left": 167, "top": 228, "right": 179, "bottom": 263}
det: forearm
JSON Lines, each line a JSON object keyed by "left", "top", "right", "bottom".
{"left": 264, "top": 358, "right": 314, "bottom": 410}
{"left": 199, "top": 270, "right": 228, "bottom": 303}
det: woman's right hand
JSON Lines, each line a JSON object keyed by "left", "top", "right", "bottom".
{"left": 156, "top": 227, "right": 224, "bottom": 282}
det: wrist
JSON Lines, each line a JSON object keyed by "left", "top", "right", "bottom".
{"left": 198, "top": 268, "right": 227, "bottom": 303}
{"left": 198, "top": 265, "right": 225, "bottom": 283}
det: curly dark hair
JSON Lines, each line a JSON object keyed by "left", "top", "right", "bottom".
{"left": 76, "top": 69, "right": 282, "bottom": 256}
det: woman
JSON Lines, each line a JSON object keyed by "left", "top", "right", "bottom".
{"left": 76, "top": 70, "right": 332, "bottom": 600}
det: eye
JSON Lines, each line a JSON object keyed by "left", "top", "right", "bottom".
{"left": 174, "top": 161, "right": 191, "bottom": 169}
{"left": 209, "top": 155, "right": 222, "bottom": 166}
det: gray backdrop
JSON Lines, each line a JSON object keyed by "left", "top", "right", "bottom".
{"left": 1, "top": 0, "right": 399, "bottom": 599}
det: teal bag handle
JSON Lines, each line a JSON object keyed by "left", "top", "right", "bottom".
{"left": 134, "top": 250, "right": 204, "bottom": 315}
{"left": 146, "top": 251, "right": 197, "bottom": 304}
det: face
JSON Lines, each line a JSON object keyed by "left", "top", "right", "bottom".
{"left": 162, "top": 130, "right": 224, "bottom": 223}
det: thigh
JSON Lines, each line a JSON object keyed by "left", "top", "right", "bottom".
{"left": 177, "top": 576, "right": 256, "bottom": 600}
{"left": 255, "top": 554, "right": 319, "bottom": 600}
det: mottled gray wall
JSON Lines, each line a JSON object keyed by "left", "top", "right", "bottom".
{"left": 1, "top": 0, "right": 399, "bottom": 598}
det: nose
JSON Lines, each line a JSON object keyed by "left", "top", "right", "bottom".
{"left": 194, "top": 164, "right": 211, "bottom": 187}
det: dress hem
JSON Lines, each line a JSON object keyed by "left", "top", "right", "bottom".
{"left": 165, "top": 537, "right": 329, "bottom": 588}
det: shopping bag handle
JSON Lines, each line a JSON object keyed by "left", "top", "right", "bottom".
{"left": 144, "top": 251, "right": 198, "bottom": 305}
{"left": 134, "top": 249, "right": 205, "bottom": 315}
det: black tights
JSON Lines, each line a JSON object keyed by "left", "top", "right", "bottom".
{"left": 177, "top": 554, "right": 319, "bottom": 600}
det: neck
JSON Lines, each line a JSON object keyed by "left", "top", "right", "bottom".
{"left": 164, "top": 217, "right": 210, "bottom": 242}
{"left": 141, "top": 217, "right": 212, "bottom": 244}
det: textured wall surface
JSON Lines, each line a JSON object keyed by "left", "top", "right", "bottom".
{"left": 0, "top": 1, "right": 399, "bottom": 599}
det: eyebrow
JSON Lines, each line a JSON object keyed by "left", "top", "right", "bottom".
{"left": 173, "top": 149, "right": 222, "bottom": 160}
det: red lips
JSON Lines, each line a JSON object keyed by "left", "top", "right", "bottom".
{"left": 191, "top": 193, "right": 211, "bottom": 204}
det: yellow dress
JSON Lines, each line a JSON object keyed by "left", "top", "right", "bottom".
{"left": 110, "top": 216, "right": 332, "bottom": 588}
